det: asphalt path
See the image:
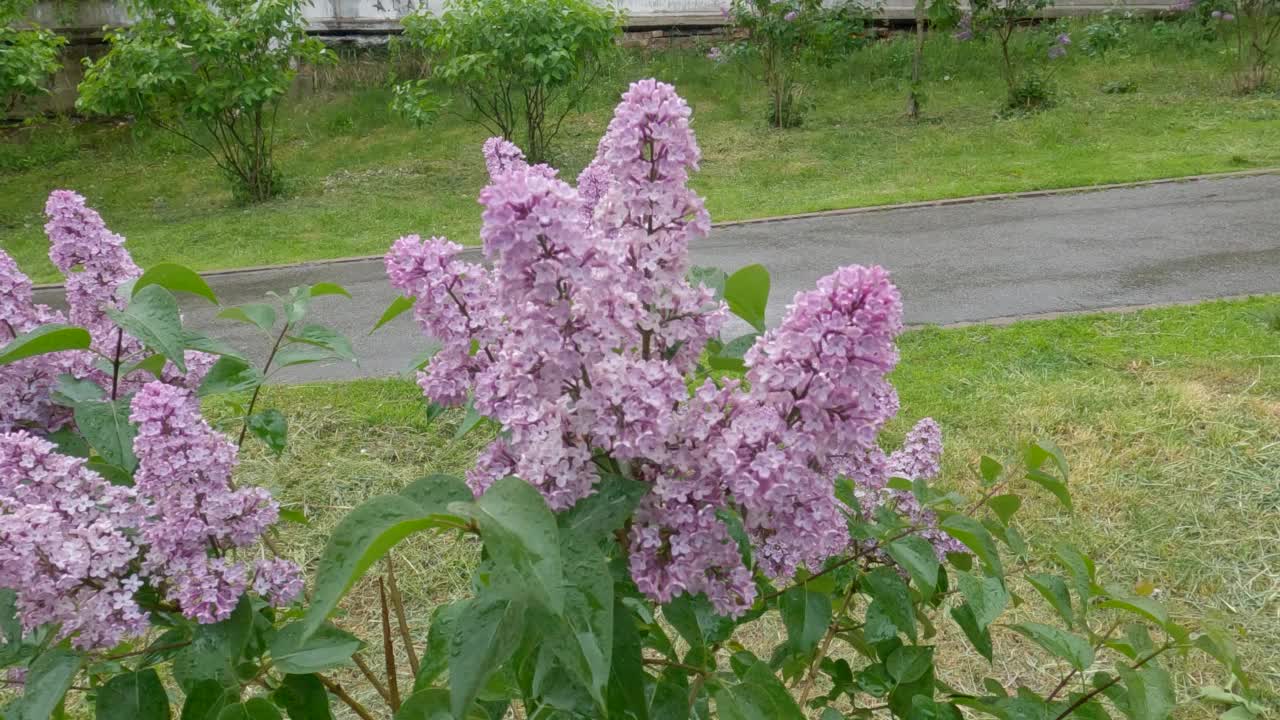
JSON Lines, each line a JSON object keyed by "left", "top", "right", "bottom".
{"left": 32, "top": 174, "right": 1280, "bottom": 382}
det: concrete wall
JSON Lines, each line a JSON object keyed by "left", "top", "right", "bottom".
{"left": 29, "top": 0, "right": 1166, "bottom": 37}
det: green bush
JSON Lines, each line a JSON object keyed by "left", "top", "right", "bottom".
{"left": 393, "top": 0, "right": 622, "bottom": 164}
{"left": 0, "top": 0, "right": 65, "bottom": 115}
{"left": 722, "top": 0, "right": 877, "bottom": 128}
{"left": 76, "top": 0, "right": 330, "bottom": 202}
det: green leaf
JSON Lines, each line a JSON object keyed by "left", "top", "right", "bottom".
{"left": 133, "top": 263, "right": 218, "bottom": 304}
{"left": 0, "top": 324, "right": 91, "bottom": 366}
{"left": 308, "top": 283, "right": 351, "bottom": 299}
{"left": 180, "top": 680, "right": 238, "bottom": 720}
{"left": 198, "top": 357, "right": 264, "bottom": 397}
{"left": 956, "top": 572, "right": 1008, "bottom": 629}
{"left": 449, "top": 597, "right": 526, "bottom": 720}
{"left": 216, "top": 698, "right": 281, "bottom": 720}
{"left": 373, "top": 295, "right": 416, "bottom": 334}
{"left": 1117, "top": 663, "right": 1174, "bottom": 720}
{"left": 978, "top": 456, "right": 1003, "bottom": 485}
{"left": 247, "top": 410, "right": 288, "bottom": 455}
{"left": 269, "top": 623, "right": 361, "bottom": 674}
{"left": 886, "top": 645, "right": 934, "bottom": 684}
{"left": 1026, "top": 468, "right": 1072, "bottom": 511}
{"left": 544, "top": 534, "right": 614, "bottom": 708}
{"left": 1026, "top": 439, "right": 1069, "bottom": 480}
{"left": 75, "top": 397, "right": 137, "bottom": 472}
{"left": 9, "top": 647, "right": 82, "bottom": 720}
{"left": 303, "top": 476, "right": 471, "bottom": 640}
{"left": 110, "top": 284, "right": 188, "bottom": 372}
{"left": 779, "top": 586, "right": 832, "bottom": 655}
{"left": 272, "top": 674, "right": 332, "bottom": 720}
{"left": 183, "top": 330, "right": 247, "bottom": 361}
{"left": 863, "top": 567, "right": 916, "bottom": 642}
{"left": 1097, "top": 587, "right": 1169, "bottom": 626}
{"left": 95, "top": 669, "right": 169, "bottom": 720}
{"left": 950, "top": 604, "right": 993, "bottom": 662}
{"left": 218, "top": 304, "right": 276, "bottom": 333}
{"left": 723, "top": 264, "right": 770, "bottom": 332}
{"left": 471, "top": 476, "right": 564, "bottom": 614}
{"left": 712, "top": 655, "right": 805, "bottom": 720}
{"left": 940, "top": 515, "right": 1003, "bottom": 577}
{"left": 125, "top": 353, "right": 169, "bottom": 379}
{"left": 607, "top": 600, "right": 649, "bottom": 720}
{"left": 1026, "top": 574, "right": 1074, "bottom": 629}
{"left": 1053, "top": 543, "right": 1096, "bottom": 618}
{"left": 172, "top": 596, "right": 254, "bottom": 693}
{"left": 557, "top": 473, "right": 648, "bottom": 540}
{"left": 886, "top": 535, "right": 941, "bottom": 598}
{"left": 454, "top": 400, "right": 485, "bottom": 439}
{"left": 52, "top": 374, "right": 105, "bottom": 405}
{"left": 1009, "top": 623, "right": 1094, "bottom": 671}
{"left": 988, "top": 494, "right": 1021, "bottom": 525}
{"left": 286, "top": 325, "right": 356, "bottom": 363}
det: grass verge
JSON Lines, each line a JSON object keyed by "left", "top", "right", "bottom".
{"left": 4, "top": 19, "right": 1280, "bottom": 281}
{"left": 225, "top": 296, "right": 1280, "bottom": 716}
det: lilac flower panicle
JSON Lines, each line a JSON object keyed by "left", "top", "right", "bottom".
{"left": 388, "top": 79, "right": 958, "bottom": 616}
{"left": 0, "top": 431, "right": 147, "bottom": 650}
{"left": 131, "top": 382, "right": 300, "bottom": 623}
{"left": 784, "top": 9, "right": 799, "bottom": 21}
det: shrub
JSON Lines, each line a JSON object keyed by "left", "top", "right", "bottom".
{"left": 392, "top": 0, "right": 621, "bottom": 164}
{"left": 1082, "top": 10, "right": 1134, "bottom": 57}
{"left": 721, "top": 0, "right": 876, "bottom": 128}
{"left": 76, "top": 0, "right": 331, "bottom": 202}
{"left": 0, "top": 0, "right": 65, "bottom": 115}
{"left": 961, "top": 1, "right": 1071, "bottom": 110}
{"left": 0, "top": 82, "right": 1266, "bottom": 720}
{"left": 1206, "top": 0, "right": 1280, "bottom": 93}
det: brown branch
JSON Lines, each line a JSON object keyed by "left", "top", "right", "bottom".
{"left": 317, "top": 674, "right": 378, "bottom": 720}
{"left": 386, "top": 554, "right": 421, "bottom": 677}
{"left": 353, "top": 652, "right": 393, "bottom": 706}
{"left": 380, "top": 577, "right": 402, "bottom": 712}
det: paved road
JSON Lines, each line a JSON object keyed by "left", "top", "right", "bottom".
{"left": 32, "top": 174, "right": 1280, "bottom": 383}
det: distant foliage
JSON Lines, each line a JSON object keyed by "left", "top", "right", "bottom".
{"left": 76, "top": 0, "right": 331, "bottom": 202}
{"left": 961, "top": 0, "right": 1072, "bottom": 110}
{"left": 393, "top": 0, "right": 622, "bottom": 163}
{"left": 1206, "top": 0, "right": 1280, "bottom": 92}
{"left": 0, "top": 0, "right": 64, "bottom": 115}
{"left": 720, "top": 0, "right": 878, "bottom": 128}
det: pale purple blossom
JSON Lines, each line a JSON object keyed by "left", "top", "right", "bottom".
{"left": 131, "top": 382, "right": 299, "bottom": 623}
{"left": 0, "top": 431, "right": 148, "bottom": 650}
{"left": 784, "top": 9, "right": 799, "bottom": 21}
{"left": 706, "top": 46, "right": 724, "bottom": 62}
{"left": 388, "top": 80, "right": 957, "bottom": 615}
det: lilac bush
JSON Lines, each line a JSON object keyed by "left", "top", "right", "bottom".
{"left": 0, "top": 81, "right": 1262, "bottom": 720}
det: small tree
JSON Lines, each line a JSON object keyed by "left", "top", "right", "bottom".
{"left": 963, "top": 0, "right": 1071, "bottom": 110}
{"left": 906, "top": 0, "right": 963, "bottom": 119}
{"left": 723, "top": 0, "right": 875, "bottom": 128}
{"left": 0, "top": 0, "right": 65, "bottom": 115}
{"left": 1208, "top": 0, "right": 1280, "bottom": 93}
{"left": 76, "top": 0, "right": 330, "bottom": 203}
{"left": 392, "top": 0, "right": 621, "bottom": 164}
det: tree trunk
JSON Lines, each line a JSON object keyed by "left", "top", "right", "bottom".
{"left": 906, "top": 0, "right": 926, "bottom": 118}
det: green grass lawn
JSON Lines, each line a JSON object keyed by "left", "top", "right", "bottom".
{"left": 222, "top": 297, "right": 1280, "bottom": 716}
{"left": 3, "top": 19, "right": 1280, "bottom": 282}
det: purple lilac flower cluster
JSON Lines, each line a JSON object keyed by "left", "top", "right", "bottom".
{"left": 388, "top": 79, "right": 954, "bottom": 616}
{"left": 0, "top": 432, "right": 147, "bottom": 650}
{"left": 0, "top": 384, "right": 303, "bottom": 648}
{"left": 1048, "top": 32, "right": 1071, "bottom": 59}
{"left": 1, "top": 191, "right": 214, "bottom": 435}
{"left": 131, "top": 383, "right": 303, "bottom": 623}
{"left": 1, "top": 193, "right": 300, "bottom": 647}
